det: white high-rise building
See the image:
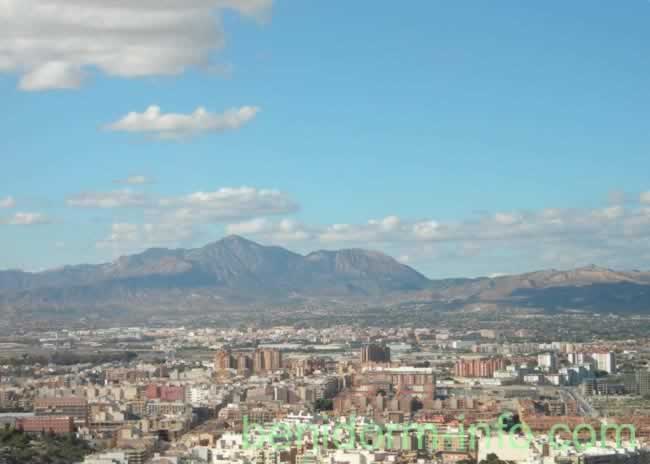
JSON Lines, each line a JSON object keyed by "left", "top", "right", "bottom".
{"left": 567, "top": 352, "right": 588, "bottom": 365}
{"left": 591, "top": 351, "right": 616, "bottom": 374}
{"left": 537, "top": 352, "right": 557, "bottom": 372}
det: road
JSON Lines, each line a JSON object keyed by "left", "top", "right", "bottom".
{"left": 559, "top": 387, "right": 599, "bottom": 418}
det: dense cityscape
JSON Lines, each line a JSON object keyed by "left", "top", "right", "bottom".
{"left": 0, "top": 314, "right": 649, "bottom": 463}
{"left": 4, "top": 1, "right": 650, "bottom": 463}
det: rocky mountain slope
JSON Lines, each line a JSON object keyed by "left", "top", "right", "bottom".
{"left": 0, "top": 236, "right": 430, "bottom": 318}
{"left": 1, "top": 236, "right": 650, "bottom": 320}
{"left": 415, "top": 265, "right": 650, "bottom": 312}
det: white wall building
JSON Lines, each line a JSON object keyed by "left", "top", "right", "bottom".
{"left": 592, "top": 352, "right": 616, "bottom": 374}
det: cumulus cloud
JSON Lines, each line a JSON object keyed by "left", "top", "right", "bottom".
{"left": 100, "top": 223, "right": 139, "bottom": 245}
{"left": 114, "top": 175, "right": 155, "bottom": 186}
{"left": 493, "top": 212, "right": 522, "bottom": 226}
{"left": 369, "top": 215, "right": 401, "bottom": 231}
{"left": 0, "top": 196, "right": 15, "bottom": 209}
{"left": 1, "top": 212, "right": 49, "bottom": 225}
{"left": 226, "top": 218, "right": 310, "bottom": 241}
{"left": 69, "top": 186, "right": 297, "bottom": 219}
{"left": 67, "top": 190, "right": 151, "bottom": 208}
{"left": 0, "top": 0, "right": 273, "bottom": 91}
{"left": 159, "top": 187, "right": 298, "bottom": 221}
{"left": 97, "top": 222, "right": 193, "bottom": 253}
{"left": 89, "top": 186, "right": 650, "bottom": 274}
{"left": 592, "top": 205, "right": 625, "bottom": 221}
{"left": 90, "top": 186, "right": 299, "bottom": 250}
{"left": 226, "top": 217, "right": 271, "bottom": 235}
{"left": 641, "top": 191, "right": 650, "bottom": 205}
{"left": 19, "top": 61, "right": 85, "bottom": 91}
{"left": 412, "top": 220, "right": 445, "bottom": 240}
{"left": 105, "top": 105, "right": 260, "bottom": 139}
{"left": 217, "top": 192, "right": 650, "bottom": 272}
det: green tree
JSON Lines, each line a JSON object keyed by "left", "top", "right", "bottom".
{"left": 314, "top": 399, "right": 334, "bottom": 411}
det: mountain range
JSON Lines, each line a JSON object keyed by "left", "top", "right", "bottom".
{"left": 2, "top": 235, "right": 650, "bottom": 323}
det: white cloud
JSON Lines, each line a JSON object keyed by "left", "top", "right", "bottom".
{"left": 160, "top": 187, "right": 298, "bottom": 221}
{"left": 69, "top": 186, "right": 297, "bottom": 222}
{"left": 412, "top": 220, "right": 445, "bottom": 240}
{"left": 216, "top": 193, "right": 650, "bottom": 270}
{"left": 226, "top": 218, "right": 310, "bottom": 241}
{"left": 114, "top": 175, "right": 154, "bottom": 186}
{"left": 101, "top": 223, "right": 139, "bottom": 245}
{"left": 593, "top": 205, "right": 625, "bottom": 221}
{"left": 214, "top": 0, "right": 273, "bottom": 20}
{"left": 89, "top": 186, "right": 650, "bottom": 274}
{"left": 106, "top": 105, "right": 260, "bottom": 139}
{"left": 641, "top": 191, "right": 650, "bottom": 205}
{"left": 368, "top": 215, "right": 401, "bottom": 231}
{"left": 320, "top": 223, "right": 372, "bottom": 243}
{"left": 97, "top": 222, "right": 194, "bottom": 255}
{"left": 2, "top": 212, "right": 49, "bottom": 225}
{"left": 275, "top": 219, "right": 310, "bottom": 240}
{"left": 91, "top": 186, "right": 299, "bottom": 250}
{"left": 0, "top": 0, "right": 272, "bottom": 91}
{"left": 0, "top": 196, "right": 15, "bottom": 209}
{"left": 67, "top": 190, "right": 151, "bottom": 208}
{"left": 19, "top": 61, "right": 85, "bottom": 91}
{"left": 226, "top": 218, "right": 271, "bottom": 235}
{"left": 494, "top": 212, "right": 522, "bottom": 226}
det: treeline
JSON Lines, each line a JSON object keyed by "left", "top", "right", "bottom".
{"left": 0, "top": 351, "right": 137, "bottom": 367}
{"left": 0, "top": 428, "right": 92, "bottom": 464}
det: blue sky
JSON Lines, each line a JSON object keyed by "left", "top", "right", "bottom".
{"left": 2, "top": 0, "right": 650, "bottom": 278}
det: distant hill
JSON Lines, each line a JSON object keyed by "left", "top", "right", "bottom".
{"left": 1, "top": 236, "right": 650, "bottom": 322}
{"left": 0, "top": 236, "right": 430, "bottom": 320}
{"left": 415, "top": 265, "right": 650, "bottom": 313}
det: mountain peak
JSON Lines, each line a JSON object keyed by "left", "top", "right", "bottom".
{"left": 307, "top": 248, "right": 389, "bottom": 259}
{"left": 222, "top": 234, "right": 250, "bottom": 243}
{"left": 5, "top": 235, "right": 650, "bottom": 321}
{"left": 576, "top": 264, "right": 613, "bottom": 272}
{"left": 203, "top": 234, "right": 260, "bottom": 249}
